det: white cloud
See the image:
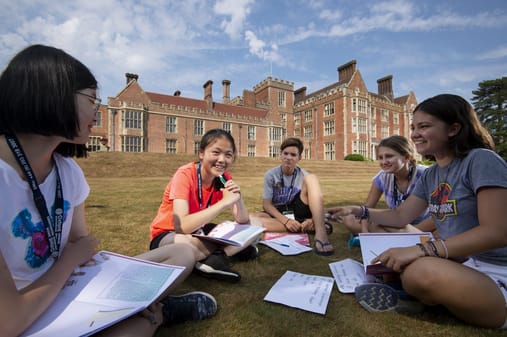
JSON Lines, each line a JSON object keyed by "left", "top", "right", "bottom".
{"left": 214, "top": 0, "right": 254, "bottom": 40}
{"left": 476, "top": 46, "right": 507, "bottom": 60}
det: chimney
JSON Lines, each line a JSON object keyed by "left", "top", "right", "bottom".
{"left": 294, "top": 86, "right": 307, "bottom": 102}
{"left": 174, "top": 90, "right": 181, "bottom": 96}
{"left": 377, "top": 75, "right": 393, "bottom": 100}
{"left": 125, "top": 73, "right": 139, "bottom": 85}
{"left": 203, "top": 80, "right": 213, "bottom": 111}
{"left": 337, "top": 60, "right": 356, "bottom": 82}
{"left": 222, "top": 80, "right": 231, "bottom": 104}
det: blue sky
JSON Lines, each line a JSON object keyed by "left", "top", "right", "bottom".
{"left": 1, "top": 0, "right": 506, "bottom": 104}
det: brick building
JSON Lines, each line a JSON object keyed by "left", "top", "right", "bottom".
{"left": 89, "top": 60, "right": 417, "bottom": 160}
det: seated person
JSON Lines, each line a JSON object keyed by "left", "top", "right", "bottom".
{"left": 339, "top": 136, "right": 434, "bottom": 245}
{"left": 150, "top": 129, "right": 257, "bottom": 283}
{"left": 252, "top": 137, "right": 334, "bottom": 256}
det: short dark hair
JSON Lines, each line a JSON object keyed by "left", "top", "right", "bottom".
{"left": 0, "top": 44, "right": 98, "bottom": 157}
{"left": 280, "top": 137, "right": 304, "bottom": 155}
{"left": 199, "top": 128, "right": 237, "bottom": 158}
{"left": 413, "top": 94, "right": 494, "bottom": 158}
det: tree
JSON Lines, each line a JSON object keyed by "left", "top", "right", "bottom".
{"left": 471, "top": 77, "right": 507, "bottom": 160}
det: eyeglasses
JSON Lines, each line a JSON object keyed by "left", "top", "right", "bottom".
{"left": 77, "top": 92, "right": 102, "bottom": 113}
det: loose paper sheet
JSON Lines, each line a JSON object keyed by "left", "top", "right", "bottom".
{"left": 328, "top": 258, "right": 366, "bottom": 293}
{"left": 264, "top": 270, "right": 334, "bottom": 315}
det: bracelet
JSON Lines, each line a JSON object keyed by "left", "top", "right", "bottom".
{"left": 283, "top": 218, "right": 290, "bottom": 226}
{"left": 416, "top": 243, "right": 430, "bottom": 256}
{"left": 427, "top": 241, "right": 441, "bottom": 257}
{"left": 438, "top": 239, "right": 449, "bottom": 259}
{"left": 356, "top": 205, "right": 370, "bottom": 220}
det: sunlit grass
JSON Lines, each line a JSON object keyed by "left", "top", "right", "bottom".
{"left": 77, "top": 153, "right": 503, "bottom": 337}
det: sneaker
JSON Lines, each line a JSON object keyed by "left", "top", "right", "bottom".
{"left": 160, "top": 291, "right": 217, "bottom": 325}
{"left": 231, "top": 245, "right": 259, "bottom": 261}
{"left": 347, "top": 234, "right": 360, "bottom": 248}
{"left": 354, "top": 283, "right": 424, "bottom": 314}
{"left": 194, "top": 251, "right": 241, "bottom": 282}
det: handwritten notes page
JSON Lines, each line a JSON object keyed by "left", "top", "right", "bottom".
{"left": 259, "top": 235, "right": 312, "bottom": 255}
{"left": 328, "top": 259, "right": 366, "bottom": 293}
{"left": 264, "top": 270, "right": 334, "bottom": 315}
{"left": 22, "top": 251, "right": 184, "bottom": 337}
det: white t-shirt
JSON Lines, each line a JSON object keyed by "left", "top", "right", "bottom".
{"left": 0, "top": 153, "right": 89, "bottom": 289}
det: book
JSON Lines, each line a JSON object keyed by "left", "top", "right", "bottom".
{"left": 359, "top": 232, "right": 433, "bottom": 278}
{"left": 192, "top": 221, "right": 265, "bottom": 247}
{"left": 21, "top": 251, "right": 185, "bottom": 337}
{"left": 262, "top": 232, "right": 310, "bottom": 246}
{"left": 329, "top": 232, "right": 433, "bottom": 293}
{"left": 259, "top": 232, "right": 312, "bottom": 255}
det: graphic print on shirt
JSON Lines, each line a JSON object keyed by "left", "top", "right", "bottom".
{"left": 11, "top": 200, "right": 70, "bottom": 268}
{"left": 272, "top": 182, "right": 301, "bottom": 206}
{"left": 429, "top": 182, "right": 457, "bottom": 221}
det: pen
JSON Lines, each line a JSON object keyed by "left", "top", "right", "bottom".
{"left": 219, "top": 175, "right": 227, "bottom": 186}
{"left": 274, "top": 242, "right": 290, "bottom": 247}
{"left": 369, "top": 250, "right": 379, "bottom": 257}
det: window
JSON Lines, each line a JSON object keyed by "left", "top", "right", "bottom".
{"left": 294, "top": 112, "right": 301, "bottom": 125}
{"left": 352, "top": 98, "right": 367, "bottom": 113}
{"left": 324, "top": 120, "right": 335, "bottom": 136}
{"left": 394, "top": 127, "right": 399, "bottom": 135}
{"left": 370, "top": 119, "right": 377, "bottom": 137}
{"left": 194, "top": 119, "right": 204, "bottom": 136}
{"left": 278, "top": 91, "right": 286, "bottom": 107}
{"left": 123, "top": 110, "right": 142, "bottom": 129}
{"left": 381, "top": 125, "right": 389, "bottom": 138}
{"left": 393, "top": 112, "right": 399, "bottom": 124}
{"left": 381, "top": 109, "right": 389, "bottom": 122}
{"left": 87, "top": 136, "right": 101, "bottom": 152}
{"left": 358, "top": 117, "right": 367, "bottom": 133}
{"left": 122, "top": 136, "right": 142, "bottom": 152}
{"left": 304, "top": 109, "right": 312, "bottom": 122}
{"left": 269, "top": 145, "right": 279, "bottom": 158}
{"left": 248, "top": 125, "right": 256, "bottom": 140}
{"left": 194, "top": 141, "right": 200, "bottom": 155}
{"left": 166, "top": 139, "right": 177, "bottom": 153}
{"left": 353, "top": 140, "right": 367, "bottom": 157}
{"left": 324, "top": 142, "right": 335, "bottom": 160}
{"left": 324, "top": 102, "right": 334, "bottom": 116}
{"left": 304, "top": 148, "right": 311, "bottom": 160}
{"left": 269, "top": 127, "right": 282, "bottom": 141}
{"left": 94, "top": 111, "right": 102, "bottom": 127}
{"left": 304, "top": 125, "right": 312, "bottom": 138}
{"left": 247, "top": 144, "right": 256, "bottom": 157}
{"left": 222, "top": 122, "right": 231, "bottom": 133}
{"left": 166, "top": 116, "right": 177, "bottom": 133}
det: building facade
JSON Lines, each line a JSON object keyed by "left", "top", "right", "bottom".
{"left": 89, "top": 60, "right": 417, "bottom": 160}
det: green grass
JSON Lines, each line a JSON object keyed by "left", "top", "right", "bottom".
{"left": 77, "top": 152, "right": 504, "bottom": 337}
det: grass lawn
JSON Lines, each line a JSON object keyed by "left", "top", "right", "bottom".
{"left": 78, "top": 152, "right": 504, "bottom": 337}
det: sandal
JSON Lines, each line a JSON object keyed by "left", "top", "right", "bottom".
{"left": 314, "top": 239, "right": 334, "bottom": 256}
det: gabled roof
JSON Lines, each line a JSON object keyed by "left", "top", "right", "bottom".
{"left": 145, "top": 92, "right": 268, "bottom": 119}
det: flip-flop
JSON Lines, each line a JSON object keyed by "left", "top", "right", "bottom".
{"left": 324, "top": 221, "right": 333, "bottom": 235}
{"left": 314, "top": 239, "right": 334, "bottom": 256}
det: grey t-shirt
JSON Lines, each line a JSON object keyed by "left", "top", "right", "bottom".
{"left": 412, "top": 148, "right": 507, "bottom": 265}
{"left": 262, "top": 166, "right": 308, "bottom": 207}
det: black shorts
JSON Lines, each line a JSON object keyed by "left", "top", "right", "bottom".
{"left": 275, "top": 192, "right": 312, "bottom": 222}
{"left": 149, "top": 231, "right": 174, "bottom": 250}
{"left": 149, "top": 223, "right": 218, "bottom": 250}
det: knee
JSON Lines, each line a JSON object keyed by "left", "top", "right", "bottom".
{"left": 401, "top": 258, "right": 439, "bottom": 296}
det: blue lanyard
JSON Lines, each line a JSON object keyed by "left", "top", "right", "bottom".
{"left": 280, "top": 166, "right": 297, "bottom": 205}
{"left": 5, "top": 134, "right": 63, "bottom": 259}
{"left": 393, "top": 164, "right": 414, "bottom": 208}
{"left": 196, "top": 162, "right": 214, "bottom": 210}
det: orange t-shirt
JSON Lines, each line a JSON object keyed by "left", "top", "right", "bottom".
{"left": 149, "top": 162, "right": 231, "bottom": 240}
